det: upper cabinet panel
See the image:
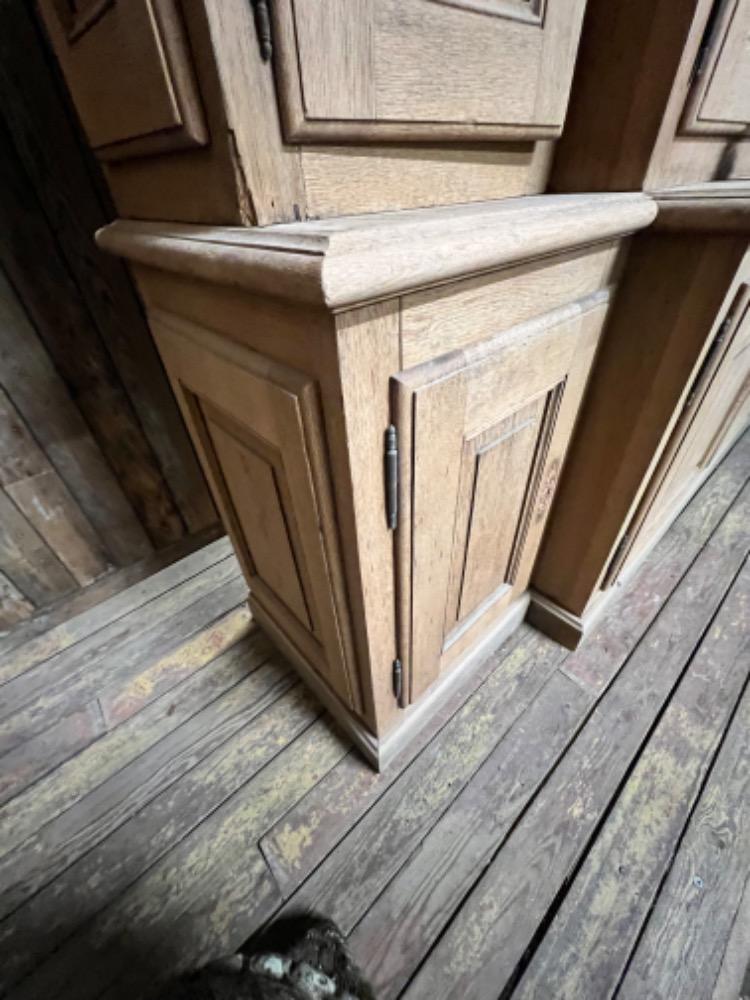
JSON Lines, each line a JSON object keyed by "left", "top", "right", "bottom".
{"left": 681, "top": 0, "right": 750, "bottom": 135}
{"left": 41, "top": 0, "right": 207, "bottom": 160}
{"left": 272, "top": 0, "right": 588, "bottom": 141}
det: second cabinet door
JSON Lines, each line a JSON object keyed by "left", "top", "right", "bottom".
{"left": 393, "top": 294, "right": 608, "bottom": 703}
{"left": 273, "top": 0, "right": 587, "bottom": 142}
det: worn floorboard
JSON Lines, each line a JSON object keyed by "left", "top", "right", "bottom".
{"left": 0, "top": 432, "right": 747, "bottom": 1000}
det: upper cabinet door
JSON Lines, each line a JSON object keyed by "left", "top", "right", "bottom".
{"left": 40, "top": 0, "right": 207, "bottom": 160}
{"left": 392, "top": 294, "right": 608, "bottom": 705}
{"left": 272, "top": 0, "right": 588, "bottom": 142}
{"left": 681, "top": 0, "right": 750, "bottom": 135}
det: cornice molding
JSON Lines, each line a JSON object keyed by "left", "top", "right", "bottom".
{"left": 652, "top": 181, "right": 750, "bottom": 233}
{"left": 97, "top": 192, "right": 656, "bottom": 310}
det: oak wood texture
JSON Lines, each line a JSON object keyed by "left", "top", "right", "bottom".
{"left": 680, "top": 0, "right": 750, "bottom": 136}
{"left": 98, "top": 194, "right": 653, "bottom": 761}
{"left": 551, "top": 0, "right": 750, "bottom": 192}
{"left": 394, "top": 295, "right": 607, "bottom": 700}
{"left": 271, "top": 0, "right": 586, "bottom": 142}
{"left": 37, "top": 0, "right": 585, "bottom": 223}
{"left": 532, "top": 231, "right": 750, "bottom": 632}
{"left": 653, "top": 181, "right": 750, "bottom": 232}
{"left": 1, "top": 434, "right": 748, "bottom": 999}
{"left": 38, "top": 0, "right": 208, "bottom": 159}
{"left": 96, "top": 193, "right": 656, "bottom": 310}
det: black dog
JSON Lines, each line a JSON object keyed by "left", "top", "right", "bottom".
{"left": 160, "top": 915, "right": 375, "bottom": 999}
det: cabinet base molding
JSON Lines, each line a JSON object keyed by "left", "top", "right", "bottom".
{"left": 252, "top": 592, "right": 528, "bottom": 771}
{"left": 526, "top": 592, "right": 586, "bottom": 650}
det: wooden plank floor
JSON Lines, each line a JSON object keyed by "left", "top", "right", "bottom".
{"left": 1, "top": 432, "right": 748, "bottom": 1000}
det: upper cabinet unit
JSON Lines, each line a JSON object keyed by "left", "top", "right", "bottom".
{"left": 273, "top": 0, "right": 586, "bottom": 142}
{"left": 552, "top": 0, "right": 750, "bottom": 191}
{"left": 38, "top": 0, "right": 589, "bottom": 225}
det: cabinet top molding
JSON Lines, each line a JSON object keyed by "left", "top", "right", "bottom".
{"left": 652, "top": 181, "right": 750, "bottom": 234}
{"left": 97, "top": 193, "right": 655, "bottom": 310}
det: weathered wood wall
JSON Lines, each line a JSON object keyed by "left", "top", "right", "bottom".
{"left": 0, "top": 4, "right": 218, "bottom": 630}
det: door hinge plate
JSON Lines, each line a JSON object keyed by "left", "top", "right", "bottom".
{"left": 392, "top": 658, "right": 403, "bottom": 704}
{"left": 251, "top": 0, "right": 272, "bottom": 61}
{"left": 385, "top": 424, "right": 399, "bottom": 530}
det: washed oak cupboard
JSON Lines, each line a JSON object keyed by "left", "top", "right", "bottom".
{"left": 97, "top": 195, "right": 655, "bottom": 765}
{"left": 36, "top": 0, "right": 660, "bottom": 764}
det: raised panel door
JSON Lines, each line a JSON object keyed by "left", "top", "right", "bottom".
{"left": 393, "top": 293, "right": 608, "bottom": 703}
{"left": 272, "top": 0, "right": 587, "bottom": 142}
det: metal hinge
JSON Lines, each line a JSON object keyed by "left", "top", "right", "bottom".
{"left": 385, "top": 424, "right": 399, "bottom": 530}
{"left": 392, "top": 659, "right": 403, "bottom": 704}
{"left": 251, "top": 0, "right": 272, "bottom": 62}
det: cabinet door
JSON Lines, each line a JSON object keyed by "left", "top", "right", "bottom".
{"left": 272, "top": 0, "right": 587, "bottom": 142}
{"left": 39, "top": 0, "right": 207, "bottom": 159}
{"left": 150, "top": 309, "right": 361, "bottom": 712}
{"left": 393, "top": 294, "right": 608, "bottom": 703}
{"left": 609, "top": 282, "right": 750, "bottom": 582}
{"left": 681, "top": 0, "right": 750, "bottom": 135}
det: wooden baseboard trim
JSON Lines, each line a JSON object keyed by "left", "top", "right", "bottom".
{"left": 526, "top": 592, "right": 585, "bottom": 650}
{"left": 248, "top": 595, "right": 381, "bottom": 768}
{"left": 251, "top": 592, "right": 529, "bottom": 771}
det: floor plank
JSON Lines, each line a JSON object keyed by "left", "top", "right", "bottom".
{"left": 260, "top": 428, "right": 750, "bottom": 899}
{"left": 0, "top": 562, "right": 244, "bottom": 752}
{"left": 0, "top": 433, "right": 747, "bottom": 1000}
{"left": 400, "top": 481, "right": 750, "bottom": 1000}
{"left": 513, "top": 559, "right": 750, "bottom": 1000}
{"left": 616, "top": 611, "right": 750, "bottom": 1000}
{"left": 0, "top": 535, "right": 232, "bottom": 681}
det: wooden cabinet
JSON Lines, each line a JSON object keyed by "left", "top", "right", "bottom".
{"left": 530, "top": 202, "right": 750, "bottom": 648}
{"left": 38, "top": 0, "right": 589, "bottom": 225}
{"left": 98, "top": 194, "right": 655, "bottom": 766}
{"left": 552, "top": 0, "right": 750, "bottom": 192}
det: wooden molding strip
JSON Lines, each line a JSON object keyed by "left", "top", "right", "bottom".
{"left": 652, "top": 182, "right": 750, "bottom": 233}
{"left": 96, "top": 193, "right": 656, "bottom": 310}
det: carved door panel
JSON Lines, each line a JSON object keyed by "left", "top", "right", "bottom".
{"left": 612, "top": 282, "right": 750, "bottom": 580}
{"left": 393, "top": 294, "right": 608, "bottom": 703}
{"left": 39, "top": 0, "right": 207, "bottom": 159}
{"left": 150, "top": 309, "right": 360, "bottom": 712}
{"left": 681, "top": 0, "right": 750, "bottom": 135}
{"left": 272, "top": 0, "right": 587, "bottom": 142}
